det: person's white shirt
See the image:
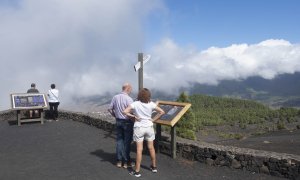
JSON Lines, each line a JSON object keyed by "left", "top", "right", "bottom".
{"left": 48, "top": 89, "right": 59, "bottom": 103}
{"left": 130, "top": 101, "right": 157, "bottom": 127}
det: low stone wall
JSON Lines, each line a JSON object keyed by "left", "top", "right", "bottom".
{"left": 1, "top": 110, "right": 299, "bottom": 179}
{"left": 159, "top": 140, "right": 300, "bottom": 179}
{"left": 0, "top": 110, "right": 16, "bottom": 121}
{"left": 58, "top": 110, "right": 115, "bottom": 132}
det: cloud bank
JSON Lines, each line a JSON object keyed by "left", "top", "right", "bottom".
{"left": 146, "top": 39, "right": 300, "bottom": 93}
{"left": 1, "top": 0, "right": 300, "bottom": 111}
{"left": 0, "top": 0, "right": 161, "bottom": 110}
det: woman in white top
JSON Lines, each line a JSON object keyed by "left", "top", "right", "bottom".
{"left": 48, "top": 84, "right": 59, "bottom": 121}
{"left": 123, "top": 88, "right": 165, "bottom": 177}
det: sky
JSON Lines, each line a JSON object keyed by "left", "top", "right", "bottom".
{"left": 0, "top": 0, "right": 300, "bottom": 111}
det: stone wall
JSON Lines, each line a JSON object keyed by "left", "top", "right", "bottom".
{"left": 160, "top": 140, "right": 300, "bottom": 179}
{"left": 58, "top": 110, "right": 115, "bottom": 132}
{"left": 1, "top": 110, "right": 299, "bottom": 179}
{"left": 0, "top": 110, "right": 16, "bottom": 121}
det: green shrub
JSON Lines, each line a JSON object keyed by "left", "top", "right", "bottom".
{"left": 239, "top": 123, "right": 247, "bottom": 129}
{"left": 234, "top": 133, "right": 244, "bottom": 140}
{"left": 277, "top": 120, "right": 286, "bottom": 130}
{"left": 217, "top": 132, "right": 244, "bottom": 140}
{"left": 176, "top": 129, "right": 196, "bottom": 140}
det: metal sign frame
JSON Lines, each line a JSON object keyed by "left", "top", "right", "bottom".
{"left": 153, "top": 100, "right": 191, "bottom": 159}
{"left": 11, "top": 93, "right": 48, "bottom": 110}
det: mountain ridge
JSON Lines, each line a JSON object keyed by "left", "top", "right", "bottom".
{"left": 65, "top": 72, "right": 300, "bottom": 112}
{"left": 187, "top": 72, "right": 300, "bottom": 108}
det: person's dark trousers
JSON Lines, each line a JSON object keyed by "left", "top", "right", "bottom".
{"left": 116, "top": 118, "right": 134, "bottom": 163}
{"left": 49, "top": 102, "right": 59, "bottom": 120}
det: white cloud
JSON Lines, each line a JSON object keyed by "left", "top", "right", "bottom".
{"left": 145, "top": 38, "right": 300, "bottom": 94}
{"left": 0, "top": 0, "right": 162, "bottom": 110}
{"left": 0, "top": 0, "right": 300, "bottom": 111}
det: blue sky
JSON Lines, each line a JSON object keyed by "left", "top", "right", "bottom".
{"left": 145, "top": 0, "right": 300, "bottom": 49}
{"left": 0, "top": 0, "right": 300, "bottom": 111}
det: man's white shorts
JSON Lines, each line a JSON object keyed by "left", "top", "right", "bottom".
{"left": 133, "top": 126, "right": 155, "bottom": 142}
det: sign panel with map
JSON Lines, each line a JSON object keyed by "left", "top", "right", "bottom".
{"left": 152, "top": 101, "right": 191, "bottom": 127}
{"left": 11, "top": 93, "right": 48, "bottom": 109}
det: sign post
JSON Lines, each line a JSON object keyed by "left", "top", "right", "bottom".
{"left": 152, "top": 101, "right": 191, "bottom": 159}
{"left": 134, "top": 53, "right": 151, "bottom": 91}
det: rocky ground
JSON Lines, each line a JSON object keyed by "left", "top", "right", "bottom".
{"left": 212, "top": 129, "right": 300, "bottom": 155}
{"left": 196, "top": 121, "right": 300, "bottom": 155}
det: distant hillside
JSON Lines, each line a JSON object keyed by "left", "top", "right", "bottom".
{"left": 187, "top": 72, "right": 300, "bottom": 108}
{"left": 171, "top": 93, "right": 300, "bottom": 140}
{"left": 189, "top": 94, "right": 300, "bottom": 129}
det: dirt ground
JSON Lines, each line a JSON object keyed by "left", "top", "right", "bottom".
{"left": 197, "top": 123, "right": 300, "bottom": 155}
{"left": 213, "top": 129, "right": 300, "bottom": 155}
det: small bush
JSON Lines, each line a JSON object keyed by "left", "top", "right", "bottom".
{"left": 234, "top": 133, "right": 244, "bottom": 140}
{"left": 252, "top": 131, "right": 265, "bottom": 136}
{"left": 177, "top": 129, "right": 196, "bottom": 140}
{"left": 277, "top": 120, "right": 286, "bottom": 130}
{"left": 239, "top": 123, "right": 247, "bottom": 129}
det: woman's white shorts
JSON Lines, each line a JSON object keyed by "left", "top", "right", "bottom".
{"left": 133, "top": 126, "right": 155, "bottom": 142}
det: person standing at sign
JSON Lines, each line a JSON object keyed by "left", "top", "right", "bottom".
{"left": 27, "top": 83, "right": 39, "bottom": 118}
{"left": 123, "top": 88, "right": 165, "bottom": 178}
{"left": 27, "top": 83, "right": 39, "bottom": 93}
{"left": 47, "top": 84, "right": 59, "bottom": 121}
{"left": 108, "top": 83, "right": 134, "bottom": 169}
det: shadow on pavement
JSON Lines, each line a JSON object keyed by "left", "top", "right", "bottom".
{"left": 90, "top": 149, "right": 115, "bottom": 165}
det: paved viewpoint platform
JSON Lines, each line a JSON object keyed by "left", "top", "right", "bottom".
{"left": 0, "top": 119, "right": 284, "bottom": 180}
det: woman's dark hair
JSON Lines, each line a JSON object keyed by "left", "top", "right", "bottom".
{"left": 137, "top": 88, "right": 151, "bottom": 103}
{"left": 51, "top": 84, "right": 55, "bottom": 89}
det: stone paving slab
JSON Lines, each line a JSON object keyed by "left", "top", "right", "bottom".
{"left": 0, "top": 119, "right": 285, "bottom": 180}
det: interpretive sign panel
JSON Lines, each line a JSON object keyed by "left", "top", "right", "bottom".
{"left": 11, "top": 93, "right": 48, "bottom": 109}
{"left": 152, "top": 101, "right": 191, "bottom": 127}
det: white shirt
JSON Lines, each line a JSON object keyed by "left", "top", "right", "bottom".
{"left": 48, "top": 89, "right": 59, "bottom": 103}
{"left": 130, "top": 101, "right": 157, "bottom": 127}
